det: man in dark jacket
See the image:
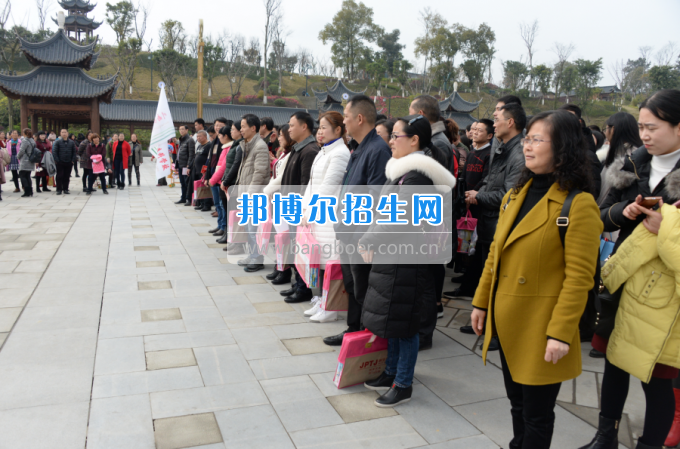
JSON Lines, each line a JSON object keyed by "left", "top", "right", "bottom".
{"left": 78, "top": 132, "right": 93, "bottom": 192}
{"left": 453, "top": 103, "right": 526, "bottom": 346}
{"left": 175, "top": 126, "right": 195, "bottom": 205}
{"left": 409, "top": 95, "right": 454, "bottom": 173}
{"left": 324, "top": 95, "right": 392, "bottom": 347}
{"left": 408, "top": 94, "right": 454, "bottom": 350}
{"left": 278, "top": 111, "right": 320, "bottom": 303}
{"left": 53, "top": 129, "right": 77, "bottom": 195}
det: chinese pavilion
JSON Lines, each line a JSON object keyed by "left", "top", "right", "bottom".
{"left": 313, "top": 80, "right": 366, "bottom": 113}
{"left": 53, "top": 0, "right": 101, "bottom": 42}
{"left": 438, "top": 92, "right": 481, "bottom": 129}
{"left": 0, "top": 29, "right": 117, "bottom": 134}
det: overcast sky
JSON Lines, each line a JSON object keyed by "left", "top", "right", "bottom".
{"left": 13, "top": 0, "right": 680, "bottom": 86}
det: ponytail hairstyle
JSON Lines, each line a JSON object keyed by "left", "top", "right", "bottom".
{"left": 319, "top": 111, "right": 347, "bottom": 144}
{"left": 395, "top": 114, "right": 432, "bottom": 151}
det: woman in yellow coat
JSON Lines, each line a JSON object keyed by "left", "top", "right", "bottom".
{"left": 470, "top": 110, "right": 602, "bottom": 449}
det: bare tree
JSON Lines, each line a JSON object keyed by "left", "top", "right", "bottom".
{"left": 639, "top": 46, "right": 653, "bottom": 63}
{"left": 222, "top": 34, "right": 253, "bottom": 103}
{"left": 656, "top": 41, "right": 679, "bottom": 66}
{"left": 35, "top": 0, "right": 50, "bottom": 31}
{"left": 270, "top": 12, "right": 292, "bottom": 95}
{"left": 519, "top": 19, "right": 538, "bottom": 92}
{"left": 551, "top": 42, "right": 574, "bottom": 109}
{"left": 261, "top": 0, "right": 282, "bottom": 104}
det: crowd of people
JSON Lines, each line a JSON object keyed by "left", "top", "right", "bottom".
{"left": 0, "top": 130, "right": 144, "bottom": 199}
{"left": 1, "top": 88, "right": 680, "bottom": 449}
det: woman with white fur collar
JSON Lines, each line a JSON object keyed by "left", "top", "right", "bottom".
{"left": 358, "top": 115, "right": 456, "bottom": 408}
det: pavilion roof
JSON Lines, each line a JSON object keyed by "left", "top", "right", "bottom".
{"left": 52, "top": 15, "right": 102, "bottom": 29}
{"left": 58, "top": 0, "right": 97, "bottom": 11}
{"left": 312, "top": 80, "right": 366, "bottom": 103}
{"left": 439, "top": 92, "right": 481, "bottom": 114}
{"left": 19, "top": 30, "right": 98, "bottom": 69}
{"left": 0, "top": 66, "right": 117, "bottom": 101}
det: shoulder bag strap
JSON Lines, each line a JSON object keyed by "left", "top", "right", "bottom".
{"left": 557, "top": 190, "right": 581, "bottom": 247}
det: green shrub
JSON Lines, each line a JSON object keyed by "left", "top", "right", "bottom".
{"left": 257, "top": 90, "right": 264, "bottom": 99}
{"left": 274, "top": 98, "right": 286, "bottom": 107}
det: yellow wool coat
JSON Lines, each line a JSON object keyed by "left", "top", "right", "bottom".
{"left": 472, "top": 180, "right": 602, "bottom": 385}
{"left": 604, "top": 204, "right": 680, "bottom": 383}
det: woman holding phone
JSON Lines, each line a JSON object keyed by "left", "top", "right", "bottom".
{"left": 582, "top": 88, "right": 680, "bottom": 449}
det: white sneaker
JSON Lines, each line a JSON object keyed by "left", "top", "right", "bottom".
{"left": 310, "top": 310, "right": 338, "bottom": 323}
{"left": 304, "top": 302, "right": 322, "bottom": 317}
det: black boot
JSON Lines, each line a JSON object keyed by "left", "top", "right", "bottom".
{"left": 578, "top": 415, "right": 619, "bottom": 449}
{"left": 375, "top": 385, "right": 412, "bottom": 407}
{"left": 271, "top": 270, "right": 292, "bottom": 285}
{"left": 266, "top": 268, "right": 281, "bottom": 281}
{"left": 216, "top": 233, "right": 228, "bottom": 244}
{"left": 635, "top": 441, "right": 662, "bottom": 449}
{"left": 364, "top": 371, "right": 396, "bottom": 390}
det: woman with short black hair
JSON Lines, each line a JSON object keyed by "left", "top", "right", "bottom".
{"left": 471, "top": 110, "right": 602, "bottom": 449}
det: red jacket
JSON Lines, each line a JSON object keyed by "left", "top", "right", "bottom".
{"left": 112, "top": 140, "right": 132, "bottom": 169}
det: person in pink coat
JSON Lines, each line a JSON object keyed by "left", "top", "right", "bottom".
{"left": 209, "top": 125, "right": 234, "bottom": 242}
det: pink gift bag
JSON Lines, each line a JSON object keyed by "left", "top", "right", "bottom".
{"left": 321, "top": 260, "right": 348, "bottom": 311}
{"left": 274, "top": 231, "right": 290, "bottom": 271}
{"left": 295, "top": 226, "right": 321, "bottom": 288}
{"left": 333, "top": 330, "right": 388, "bottom": 389}
{"left": 91, "top": 155, "right": 105, "bottom": 174}
{"left": 456, "top": 211, "right": 478, "bottom": 254}
{"left": 227, "top": 210, "right": 248, "bottom": 243}
{"left": 256, "top": 205, "right": 273, "bottom": 248}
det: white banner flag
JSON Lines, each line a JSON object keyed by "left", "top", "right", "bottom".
{"left": 148, "top": 86, "right": 176, "bottom": 180}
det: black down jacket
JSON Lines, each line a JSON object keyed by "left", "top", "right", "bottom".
{"left": 359, "top": 153, "right": 457, "bottom": 339}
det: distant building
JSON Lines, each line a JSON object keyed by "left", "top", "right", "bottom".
{"left": 597, "top": 85, "right": 621, "bottom": 101}
{"left": 438, "top": 91, "right": 481, "bottom": 129}
{"left": 312, "top": 80, "right": 366, "bottom": 113}
{"left": 53, "top": 0, "right": 101, "bottom": 42}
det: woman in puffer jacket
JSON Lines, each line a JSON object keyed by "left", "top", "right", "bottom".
{"left": 299, "top": 112, "right": 350, "bottom": 322}
{"left": 582, "top": 88, "right": 680, "bottom": 449}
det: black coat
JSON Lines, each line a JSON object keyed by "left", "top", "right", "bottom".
{"left": 359, "top": 154, "right": 456, "bottom": 339}
{"left": 600, "top": 146, "right": 680, "bottom": 254}
{"left": 176, "top": 134, "right": 195, "bottom": 169}
{"left": 52, "top": 138, "right": 77, "bottom": 164}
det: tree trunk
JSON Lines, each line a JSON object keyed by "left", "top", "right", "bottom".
{"left": 278, "top": 68, "right": 282, "bottom": 95}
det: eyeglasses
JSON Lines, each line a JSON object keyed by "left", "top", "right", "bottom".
{"left": 390, "top": 134, "right": 413, "bottom": 141}
{"left": 408, "top": 115, "right": 425, "bottom": 125}
{"left": 521, "top": 138, "right": 551, "bottom": 147}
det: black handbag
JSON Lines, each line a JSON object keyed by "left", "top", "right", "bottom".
{"left": 592, "top": 282, "right": 622, "bottom": 339}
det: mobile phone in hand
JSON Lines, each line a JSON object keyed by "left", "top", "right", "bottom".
{"left": 638, "top": 197, "right": 662, "bottom": 208}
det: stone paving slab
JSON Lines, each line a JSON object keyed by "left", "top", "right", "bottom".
{"left": 0, "top": 160, "right": 649, "bottom": 447}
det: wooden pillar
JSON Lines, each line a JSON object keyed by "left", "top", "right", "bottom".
{"left": 20, "top": 96, "right": 28, "bottom": 132}
{"left": 90, "top": 98, "right": 100, "bottom": 134}
{"left": 30, "top": 112, "right": 37, "bottom": 134}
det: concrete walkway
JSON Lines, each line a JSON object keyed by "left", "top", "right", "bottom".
{"left": 0, "top": 160, "right": 644, "bottom": 449}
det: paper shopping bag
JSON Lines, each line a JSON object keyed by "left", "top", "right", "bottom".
{"left": 295, "top": 226, "right": 321, "bottom": 288}
{"left": 321, "top": 260, "right": 348, "bottom": 311}
{"left": 456, "top": 211, "right": 477, "bottom": 254}
{"left": 275, "top": 231, "right": 291, "bottom": 271}
{"left": 194, "top": 180, "right": 212, "bottom": 200}
{"left": 333, "top": 330, "right": 388, "bottom": 389}
{"left": 227, "top": 210, "right": 248, "bottom": 243}
{"left": 47, "top": 176, "right": 54, "bottom": 187}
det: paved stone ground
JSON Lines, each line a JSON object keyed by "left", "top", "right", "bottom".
{"left": 0, "top": 160, "right": 646, "bottom": 449}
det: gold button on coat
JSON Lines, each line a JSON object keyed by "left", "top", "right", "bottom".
{"left": 518, "top": 277, "right": 526, "bottom": 284}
